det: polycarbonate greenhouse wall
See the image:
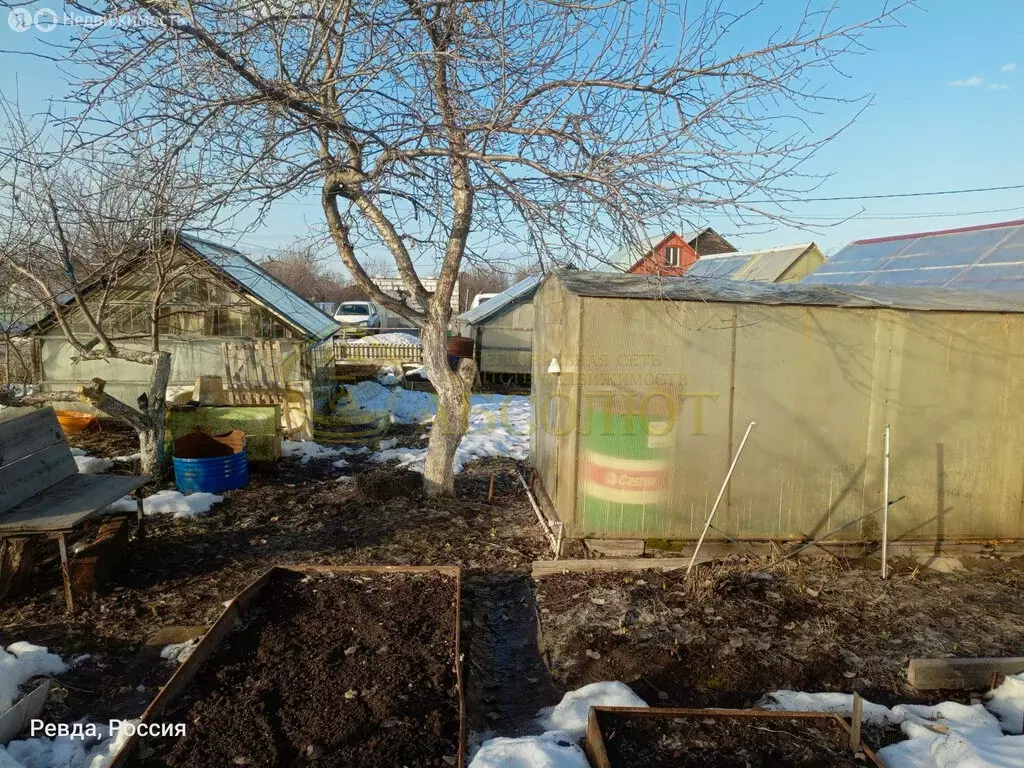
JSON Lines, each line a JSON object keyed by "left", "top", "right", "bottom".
{"left": 530, "top": 271, "right": 1024, "bottom": 542}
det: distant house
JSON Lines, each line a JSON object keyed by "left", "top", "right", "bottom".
{"left": 804, "top": 220, "right": 1024, "bottom": 289}
{"left": 611, "top": 228, "right": 736, "bottom": 276}
{"left": 26, "top": 233, "right": 340, "bottom": 426}
{"left": 686, "top": 243, "right": 825, "bottom": 283}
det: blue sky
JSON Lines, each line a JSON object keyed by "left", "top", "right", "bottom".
{"left": 1, "top": 0, "right": 1022, "bottom": 272}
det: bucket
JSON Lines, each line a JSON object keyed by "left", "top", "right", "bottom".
{"left": 55, "top": 410, "right": 96, "bottom": 435}
{"left": 580, "top": 395, "right": 674, "bottom": 536}
{"left": 446, "top": 335, "right": 475, "bottom": 359}
{"left": 172, "top": 430, "right": 248, "bottom": 493}
{"left": 172, "top": 451, "right": 249, "bottom": 494}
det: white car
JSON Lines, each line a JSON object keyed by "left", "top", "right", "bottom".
{"left": 470, "top": 292, "right": 499, "bottom": 310}
{"left": 334, "top": 301, "right": 381, "bottom": 333}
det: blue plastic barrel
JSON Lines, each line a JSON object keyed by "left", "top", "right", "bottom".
{"left": 172, "top": 450, "right": 249, "bottom": 494}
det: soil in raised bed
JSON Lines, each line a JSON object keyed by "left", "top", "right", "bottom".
{"left": 597, "top": 711, "right": 868, "bottom": 768}
{"left": 135, "top": 569, "right": 460, "bottom": 767}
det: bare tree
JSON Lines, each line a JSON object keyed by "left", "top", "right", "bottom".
{"left": 36, "top": 0, "right": 906, "bottom": 494}
{"left": 0, "top": 110, "right": 220, "bottom": 474}
{"left": 459, "top": 269, "right": 511, "bottom": 313}
{"left": 261, "top": 242, "right": 348, "bottom": 303}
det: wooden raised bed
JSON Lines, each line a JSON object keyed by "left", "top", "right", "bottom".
{"left": 110, "top": 564, "right": 464, "bottom": 767}
{"left": 585, "top": 706, "right": 883, "bottom": 768}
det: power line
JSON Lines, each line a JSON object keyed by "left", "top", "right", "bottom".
{"left": 750, "top": 183, "right": 1024, "bottom": 204}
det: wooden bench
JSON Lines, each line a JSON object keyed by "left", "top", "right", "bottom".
{"left": 0, "top": 407, "right": 148, "bottom": 611}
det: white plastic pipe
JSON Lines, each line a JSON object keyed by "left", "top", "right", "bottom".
{"left": 685, "top": 421, "right": 756, "bottom": 579}
{"left": 882, "top": 424, "right": 891, "bottom": 580}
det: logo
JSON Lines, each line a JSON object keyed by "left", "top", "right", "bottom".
{"left": 33, "top": 7, "right": 57, "bottom": 31}
{"left": 7, "top": 7, "right": 32, "bottom": 31}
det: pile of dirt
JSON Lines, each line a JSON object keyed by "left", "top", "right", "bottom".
{"left": 537, "top": 559, "right": 1024, "bottom": 709}
{"left": 596, "top": 711, "right": 867, "bottom": 768}
{"left": 137, "top": 570, "right": 460, "bottom": 767}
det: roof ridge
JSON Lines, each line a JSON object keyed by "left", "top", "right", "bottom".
{"left": 853, "top": 219, "right": 1024, "bottom": 245}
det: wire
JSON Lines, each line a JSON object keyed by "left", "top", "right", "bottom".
{"left": 749, "top": 183, "right": 1024, "bottom": 204}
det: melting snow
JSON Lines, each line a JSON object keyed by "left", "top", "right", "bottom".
{"left": 765, "top": 687, "right": 1024, "bottom": 768}
{"left": 281, "top": 440, "right": 343, "bottom": 464}
{"left": 468, "top": 731, "right": 590, "bottom": 768}
{"left": 537, "top": 681, "right": 648, "bottom": 739}
{"left": 987, "top": 674, "right": 1024, "bottom": 735}
{"left": 109, "top": 491, "right": 223, "bottom": 519}
{"left": 349, "top": 332, "right": 421, "bottom": 346}
{"left": 470, "top": 682, "right": 646, "bottom": 768}
{"left": 347, "top": 383, "right": 530, "bottom": 474}
{"left": 1, "top": 719, "right": 136, "bottom": 768}
{"left": 761, "top": 690, "right": 902, "bottom": 726}
{"left": 343, "top": 381, "right": 436, "bottom": 425}
{"left": 74, "top": 455, "right": 114, "bottom": 474}
{"left": 0, "top": 642, "right": 66, "bottom": 711}
{"left": 160, "top": 639, "right": 199, "bottom": 665}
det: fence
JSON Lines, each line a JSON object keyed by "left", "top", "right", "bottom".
{"left": 335, "top": 340, "right": 423, "bottom": 365}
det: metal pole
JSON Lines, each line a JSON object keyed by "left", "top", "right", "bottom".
{"left": 882, "top": 424, "right": 891, "bottom": 580}
{"left": 686, "top": 421, "right": 756, "bottom": 579}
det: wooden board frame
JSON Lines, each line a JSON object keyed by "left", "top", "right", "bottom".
{"left": 908, "top": 656, "right": 1024, "bottom": 690}
{"left": 109, "top": 564, "right": 465, "bottom": 767}
{"left": 584, "top": 706, "right": 884, "bottom": 768}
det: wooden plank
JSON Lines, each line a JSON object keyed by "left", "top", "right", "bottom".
{"left": 533, "top": 557, "right": 704, "bottom": 579}
{"left": 0, "top": 408, "right": 66, "bottom": 469}
{"left": 908, "top": 657, "right": 1024, "bottom": 690}
{"left": 585, "top": 539, "right": 646, "bottom": 558}
{"left": 850, "top": 692, "right": 863, "bottom": 751}
{"left": 0, "top": 443, "right": 79, "bottom": 515}
{"left": 585, "top": 707, "right": 883, "bottom": 768}
{"left": 220, "top": 342, "right": 236, "bottom": 406}
{"left": 0, "top": 474, "right": 147, "bottom": 533}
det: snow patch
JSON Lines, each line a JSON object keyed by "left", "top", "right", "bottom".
{"left": 358, "top": 386, "right": 531, "bottom": 474}
{"left": 160, "top": 639, "right": 199, "bottom": 665}
{"left": 986, "top": 674, "right": 1024, "bottom": 735}
{"left": 74, "top": 455, "right": 114, "bottom": 474}
{"left": 281, "top": 440, "right": 342, "bottom": 464}
{"left": 343, "top": 381, "right": 435, "bottom": 425}
{"left": 349, "top": 332, "right": 421, "bottom": 346}
{"left": 109, "top": 491, "right": 223, "bottom": 519}
{"left": 468, "top": 731, "right": 589, "bottom": 768}
{"left": 537, "top": 681, "right": 647, "bottom": 739}
{"left": 761, "top": 690, "right": 902, "bottom": 726}
{"left": 765, "top": 688, "right": 1024, "bottom": 768}
{"left": 0, "top": 642, "right": 67, "bottom": 711}
{"left": 1, "top": 719, "right": 136, "bottom": 768}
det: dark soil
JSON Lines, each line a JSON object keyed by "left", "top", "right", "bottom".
{"left": 597, "top": 711, "right": 867, "bottom": 768}
{"left": 0, "top": 450, "right": 549, "bottom": 734}
{"left": 356, "top": 465, "right": 423, "bottom": 500}
{"left": 136, "top": 570, "right": 460, "bottom": 767}
{"left": 537, "top": 559, "right": 1024, "bottom": 711}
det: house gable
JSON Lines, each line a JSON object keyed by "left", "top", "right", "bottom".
{"left": 627, "top": 232, "right": 699, "bottom": 276}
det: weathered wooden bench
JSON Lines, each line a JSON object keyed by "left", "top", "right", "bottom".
{"left": 0, "top": 407, "right": 148, "bottom": 611}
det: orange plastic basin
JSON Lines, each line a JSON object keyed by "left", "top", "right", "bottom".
{"left": 55, "top": 410, "right": 96, "bottom": 435}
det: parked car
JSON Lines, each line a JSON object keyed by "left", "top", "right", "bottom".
{"left": 470, "top": 292, "right": 499, "bottom": 310}
{"left": 334, "top": 301, "right": 381, "bottom": 334}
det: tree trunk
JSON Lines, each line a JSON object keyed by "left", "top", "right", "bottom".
{"left": 138, "top": 352, "right": 171, "bottom": 477}
{"left": 421, "top": 322, "right": 471, "bottom": 497}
